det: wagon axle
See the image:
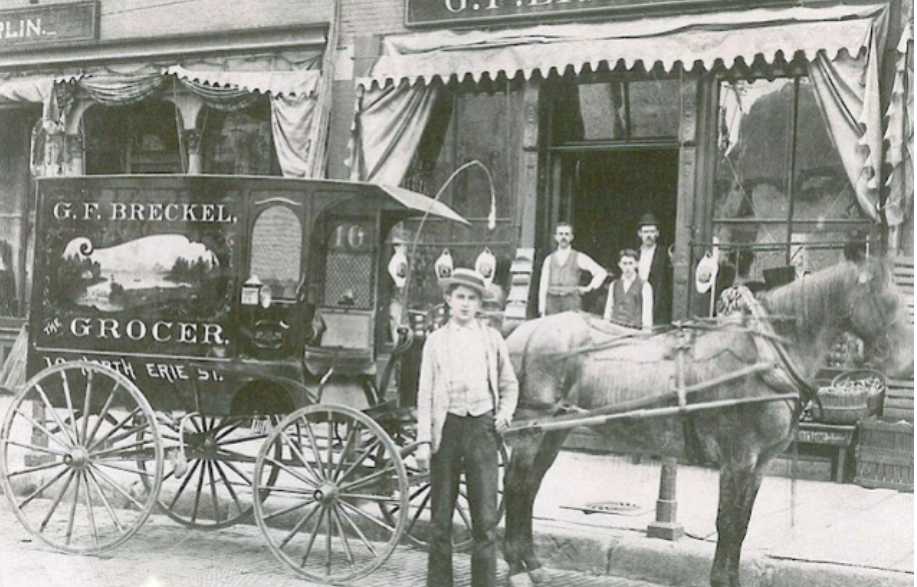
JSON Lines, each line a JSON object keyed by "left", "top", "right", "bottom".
{"left": 63, "top": 447, "right": 91, "bottom": 469}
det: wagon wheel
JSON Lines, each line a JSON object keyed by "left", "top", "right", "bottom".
{"left": 379, "top": 438, "right": 509, "bottom": 552}
{"left": 137, "top": 414, "right": 281, "bottom": 530}
{"left": 252, "top": 404, "right": 409, "bottom": 584}
{"left": 0, "top": 362, "right": 163, "bottom": 553}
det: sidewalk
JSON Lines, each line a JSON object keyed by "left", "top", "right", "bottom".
{"left": 526, "top": 450, "right": 914, "bottom": 587}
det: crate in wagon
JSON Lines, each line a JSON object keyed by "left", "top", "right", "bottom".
{"left": 855, "top": 418, "right": 914, "bottom": 492}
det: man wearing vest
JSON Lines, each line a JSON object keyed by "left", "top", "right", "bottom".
{"left": 538, "top": 223, "right": 608, "bottom": 316}
{"left": 415, "top": 268, "right": 519, "bottom": 587}
{"left": 636, "top": 213, "right": 672, "bottom": 325}
{"left": 604, "top": 249, "right": 654, "bottom": 331}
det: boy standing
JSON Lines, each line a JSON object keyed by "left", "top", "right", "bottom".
{"left": 604, "top": 249, "right": 654, "bottom": 331}
{"left": 416, "top": 268, "right": 519, "bottom": 587}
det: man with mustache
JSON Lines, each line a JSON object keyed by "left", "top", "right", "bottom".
{"left": 538, "top": 223, "right": 607, "bottom": 316}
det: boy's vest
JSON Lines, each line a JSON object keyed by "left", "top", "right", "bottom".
{"left": 611, "top": 276, "right": 644, "bottom": 328}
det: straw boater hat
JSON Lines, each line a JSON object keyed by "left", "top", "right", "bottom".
{"left": 438, "top": 268, "right": 493, "bottom": 299}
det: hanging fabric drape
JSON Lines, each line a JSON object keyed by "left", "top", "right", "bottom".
{"left": 349, "top": 81, "right": 440, "bottom": 184}
{"left": 271, "top": 93, "right": 318, "bottom": 177}
{"left": 166, "top": 66, "right": 323, "bottom": 176}
{"left": 808, "top": 13, "right": 885, "bottom": 223}
{"left": 883, "top": 20, "right": 914, "bottom": 227}
{"left": 0, "top": 75, "right": 62, "bottom": 128}
{"left": 177, "top": 78, "right": 260, "bottom": 111}
{"left": 77, "top": 73, "right": 166, "bottom": 105}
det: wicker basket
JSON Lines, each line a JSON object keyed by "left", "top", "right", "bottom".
{"left": 832, "top": 369, "right": 887, "bottom": 417}
{"left": 814, "top": 384, "right": 869, "bottom": 425}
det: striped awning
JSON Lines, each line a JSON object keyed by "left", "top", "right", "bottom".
{"left": 362, "top": 3, "right": 888, "bottom": 87}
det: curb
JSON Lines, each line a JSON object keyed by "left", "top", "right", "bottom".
{"left": 529, "top": 519, "right": 914, "bottom": 587}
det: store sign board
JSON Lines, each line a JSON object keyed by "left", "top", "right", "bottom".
{"left": 407, "top": 0, "right": 788, "bottom": 27}
{"left": 0, "top": 1, "right": 98, "bottom": 51}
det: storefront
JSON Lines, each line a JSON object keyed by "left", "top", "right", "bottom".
{"left": 0, "top": 0, "right": 336, "bottom": 322}
{"left": 348, "top": 0, "right": 913, "bottom": 320}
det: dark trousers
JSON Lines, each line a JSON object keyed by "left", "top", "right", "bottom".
{"left": 546, "top": 292, "right": 581, "bottom": 315}
{"left": 428, "top": 412, "right": 499, "bottom": 587}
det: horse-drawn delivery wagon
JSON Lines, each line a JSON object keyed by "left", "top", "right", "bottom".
{"left": 0, "top": 174, "right": 485, "bottom": 584}
{"left": 2, "top": 175, "right": 912, "bottom": 587}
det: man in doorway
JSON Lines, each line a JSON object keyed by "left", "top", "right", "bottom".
{"left": 636, "top": 213, "right": 671, "bottom": 325}
{"left": 416, "top": 268, "right": 519, "bottom": 587}
{"left": 538, "top": 223, "right": 608, "bottom": 316}
{"left": 603, "top": 249, "right": 653, "bottom": 331}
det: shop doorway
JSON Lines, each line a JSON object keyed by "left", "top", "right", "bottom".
{"left": 558, "top": 148, "right": 679, "bottom": 313}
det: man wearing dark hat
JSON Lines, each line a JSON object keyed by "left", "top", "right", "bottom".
{"left": 636, "top": 213, "right": 671, "bottom": 325}
{"left": 415, "top": 268, "right": 519, "bottom": 587}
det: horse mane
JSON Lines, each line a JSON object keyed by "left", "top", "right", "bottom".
{"left": 757, "top": 259, "right": 895, "bottom": 340}
{"left": 757, "top": 263, "right": 851, "bottom": 336}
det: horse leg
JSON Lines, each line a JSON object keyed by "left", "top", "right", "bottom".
{"left": 710, "top": 454, "right": 766, "bottom": 587}
{"left": 504, "top": 432, "right": 543, "bottom": 584}
{"left": 521, "top": 429, "right": 571, "bottom": 585}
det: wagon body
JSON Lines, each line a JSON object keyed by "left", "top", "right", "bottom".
{"left": 1, "top": 175, "right": 478, "bottom": 583}
{"left": 27, "top": 175, "right": 463, "bottom": 416}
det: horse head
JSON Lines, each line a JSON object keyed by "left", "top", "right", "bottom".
{"left": 843, "top": 258, "right": 914, "bottom": 379}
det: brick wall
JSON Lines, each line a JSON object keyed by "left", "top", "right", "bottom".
{"left": 340, "top": 0, "right": 407, "bottom": 42}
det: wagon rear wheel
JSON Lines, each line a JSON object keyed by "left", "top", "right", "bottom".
{"left": 0, "top": 362, "right": 163, "bottom": 553}
{"left": 252, "top": 404, "right": 409, "bottom": 584}
{"left": 379, "top": 439, "right": 509, "bottom": 552}
{"left": 138, "top": 414, "right": 281, "bottom": 530}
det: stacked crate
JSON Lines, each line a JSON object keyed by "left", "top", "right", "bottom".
{"left": 855, "top": 418, "right": 914, "bottom": 491}
{"left": 885, "top": 257, "right": 914, "bottom": 422}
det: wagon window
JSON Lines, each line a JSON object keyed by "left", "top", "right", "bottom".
{"left": 250, "top": 206, "right": 302, "bottom": 300}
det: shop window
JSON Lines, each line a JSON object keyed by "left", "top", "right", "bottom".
{"left": 83, "top": 101, "right": 183, "bottom": 174}
{"left": 0, "top": 107, "right": 41, "bottom": 317}
{"left": 550, "top": 77, "right": 680, "bottom": 143}
{"left": 250, "top": 206, "right": 302, "bottom": 300}
{"left": 713, "top": 76, "right": 872, "bottom": 282}
{"left": 200, "top": 101, "right": 280, "bottom": 176}
{"left": 400, "top": 83, "right": 520, "bottom": 310}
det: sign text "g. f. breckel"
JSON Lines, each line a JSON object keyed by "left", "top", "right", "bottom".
{"left": 52, "top": 201, "right": 236, "bottom": 223}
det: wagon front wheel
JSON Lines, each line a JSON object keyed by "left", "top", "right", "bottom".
{"left": 252, "top": 404, "right": 409, "bottom": 584}
{"left": 0, "top": 362, "right": 164, "bottom": 553}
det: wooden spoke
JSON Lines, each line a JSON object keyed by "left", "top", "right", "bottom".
{"left": 253, "top": 404, "right": 408, "bottom": 584}
{"left": 1, "top": 363, "right": 162, "bottom": 554}
{"left": 17, "top": 466, "right": 70, "bottom": 510}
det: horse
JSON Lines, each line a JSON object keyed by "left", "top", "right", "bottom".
{"left": 502, "top": 258, "right": 914, "bottom": 587}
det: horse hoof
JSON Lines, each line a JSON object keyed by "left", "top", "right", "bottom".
{"left": 528, "top": 567, "right": 550, "bottom": 585}
{"left": 506, "top": 572, "right": 535, "bottom": 587}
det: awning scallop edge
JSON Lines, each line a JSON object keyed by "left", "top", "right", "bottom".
{"left": 361, "top": 3, "right": 888, "bottom": 88}
{"left": 164, "top": 65, "right": 320, "bottom": 98}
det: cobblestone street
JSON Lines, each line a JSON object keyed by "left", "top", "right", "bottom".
{"left": 0, "top": 498, "right": 665, "bottom": 587}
